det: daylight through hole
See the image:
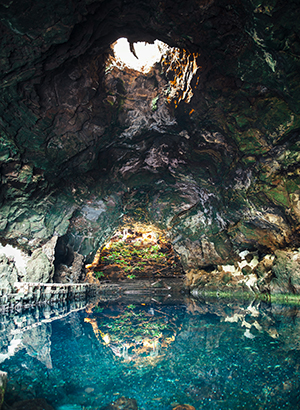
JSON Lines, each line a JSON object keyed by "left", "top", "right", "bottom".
{"left": 110, "top": 38, "right": 170, "bottom": 72}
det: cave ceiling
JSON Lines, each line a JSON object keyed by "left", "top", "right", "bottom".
{"left": 1, "top": 0, "right": 300, "bottom": 270}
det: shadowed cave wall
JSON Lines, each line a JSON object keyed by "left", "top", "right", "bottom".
{"left": 1, "top": 0, "right": 300, "bottom": 294}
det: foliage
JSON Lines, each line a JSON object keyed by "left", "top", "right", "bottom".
{"left": 95, "top": 305, "right": 177, "bottom": 343}
{"left": 94, "top": 306, "right": 104, "bottom": 313}
{"left": 89, "top": 223, "right": 182, "bottom": 281}
{"left": 98, "top": 240, "right": 169, "bottom": 278}
{"left": 151, "top": 95, "right": 159, "bottom": 111}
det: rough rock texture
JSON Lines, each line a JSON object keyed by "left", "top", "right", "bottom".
{"left": 54, "top": 251, "right": 85, "bottom": 283}
{"left": 100, "top": 396, "right": 138, "bottom": 410}
{"left": 0, "top": 254, "right": 18, "bottom": 290}
{"left": 0, "top": 282, "right": 92, "bottom": 312}
{"left": 173, "top": 406, "right": 196, "bottom": 410}
{"left": 24, "top": 237, "right": 58, "bottom": 283}
{"left": 0, "top": 0, "right": 300, "bottom": 293}
{"left": 24, "top": 249, "right": 53, "bottom": 283}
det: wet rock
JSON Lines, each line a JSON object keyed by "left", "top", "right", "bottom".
{"left": 9, "top": 398, "right": 55, "bottom": 410}
{"left": 100, "top": 396, "right": 138, "bottom": 410}
{"left": 172, "top": 405, "right": 195, "bottom": 410}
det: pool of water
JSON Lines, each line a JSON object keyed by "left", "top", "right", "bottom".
{"left": 1, "top": 295, "right": 300, "bottom": 409}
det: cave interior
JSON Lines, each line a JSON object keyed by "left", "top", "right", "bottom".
{"left": 1, "top": 0, "right": 300, "bottom": 296}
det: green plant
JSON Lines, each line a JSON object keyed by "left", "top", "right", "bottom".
{"left": 127, "top": 274, "right": 136, "bottom": 279}
{"left": 95, "top": 271, "right": 105, "bottom": 279}
{"left": 127, "top": 304, "right": 136, "bottom": 309}
{"left": 222, "top": 273, "right": 232, "bottom": 284}
{"left": 151, "top": 96, "right": 159, "bottom": 111}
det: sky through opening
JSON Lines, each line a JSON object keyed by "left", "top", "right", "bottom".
{"left": 111, "top": 38, "right": 169, "bottom": 73}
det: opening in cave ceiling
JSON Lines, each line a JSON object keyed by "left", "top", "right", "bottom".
{"left": 110, "top": 37, "right": 170, "bottom": 73}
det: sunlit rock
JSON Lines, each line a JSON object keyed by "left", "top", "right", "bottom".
{"left": 0, "top": 253, "right": 18, "bottom": 290}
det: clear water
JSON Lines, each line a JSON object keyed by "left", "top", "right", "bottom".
{"left": 1, "top": 295, "right": 300, "bottom": 410}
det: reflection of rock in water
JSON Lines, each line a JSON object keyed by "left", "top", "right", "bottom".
{"left": 84, "top": 302, "right": 184, "bottom": 367}
{"left": 0, "top": 300, "right": 87, "bottom": 367}
{"left": 68, "top": 312, "right": 84, "bottom": 339}
{"left": 22, "top": 323, "right": 53, "bottom": 369}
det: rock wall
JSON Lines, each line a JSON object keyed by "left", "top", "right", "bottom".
{"left": 0, "top": 282, "right": 94, "bottom": 312}
{"left": 0, "top": 0, "right": 300, "bottom": 294}
{"left": 188, "top": 248, "right": 300, "bottom": 296}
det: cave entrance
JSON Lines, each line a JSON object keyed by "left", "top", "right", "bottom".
{"left": 108, "top": 37, "right": 171, "bottom": 73}
{"left": 85, "top": 220, "right": 183, "bottom": 283}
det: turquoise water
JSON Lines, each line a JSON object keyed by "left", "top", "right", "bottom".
{"left": 1, "top": 296, "right": 300, "bottom": 409}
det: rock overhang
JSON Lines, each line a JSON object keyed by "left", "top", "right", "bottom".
{"left": 0, "top": 0, "right": 300, "bottom": 291}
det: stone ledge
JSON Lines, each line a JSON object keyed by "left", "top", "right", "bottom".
{"left": 0, "top": 282, "right": 96, "bottom": 312}
{"left": 0, "top": 278, "right": 186, "bottom": 311}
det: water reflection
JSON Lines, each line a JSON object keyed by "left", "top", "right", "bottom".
{"left": 84, "top": 302, "right": 183, "bottom": 367}
{"left": 0, "top": 296, "right": 300, "bottom": 409}
{"left": 0, "top": 301, "right": 86, "bottom": 368}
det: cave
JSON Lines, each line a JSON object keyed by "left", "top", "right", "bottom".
{"left": 1, "top": 0, "right": 300, "bottom": 297}
{"left": 1, "top": 1, "right": 300, "bottom": 408}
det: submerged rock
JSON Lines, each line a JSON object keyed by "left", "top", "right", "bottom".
{"left": 100, "top": 396, "right": 138, "bottom": 410}
{"left": 56, "top": 405, "right": 82, "bottom": 410}
{"left": 9, "top": 398, "right": 55, "bottom": 410}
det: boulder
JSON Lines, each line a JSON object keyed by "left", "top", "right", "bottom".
{"left": 100, "top": 396, "right": 138, "bottom": 410}
{"left": 25, "top": 249, "right": 54, "bottom": 283}
{"left": 0, "top": 254, "right": 18, "bottom": 290}
{"left": 25, "top": 236, "right": 58, "bottom": 283}
{"left": 9, "top": 398, "right": 55, "bottom": 410}
{"left": 270, "top": 250, "right": 300, "bottom": 294}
